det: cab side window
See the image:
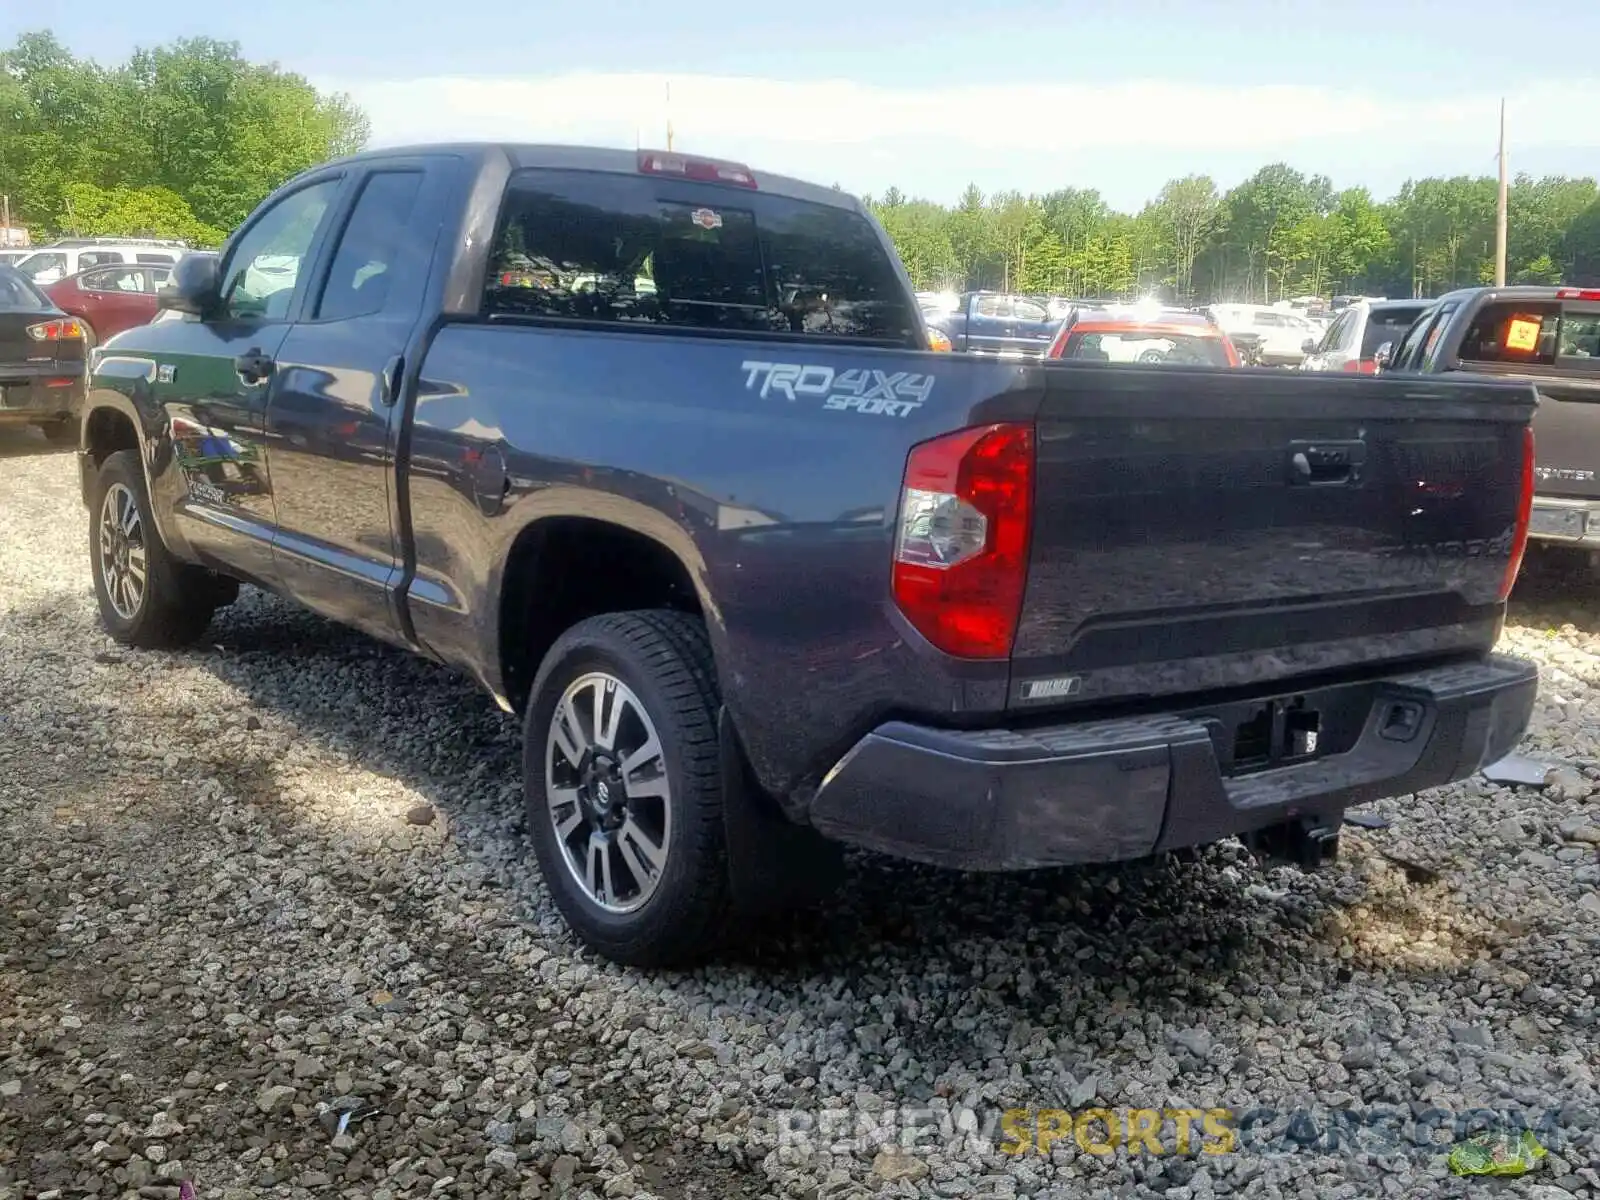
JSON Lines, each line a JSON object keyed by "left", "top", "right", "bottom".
{"left": 218, "top": 179, "right": 341, "bottom": 322}
{"left": 315, "top": 171, "right": 425, "bottom": 322}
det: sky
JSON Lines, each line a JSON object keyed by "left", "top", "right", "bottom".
{"left": 9, "top": 0, "right": 1600, "bottom": 210}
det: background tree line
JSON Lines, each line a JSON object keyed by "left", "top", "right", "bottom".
{"left": 7, "top": 26, "right": 1600, "bottom": 299}
{"left": 868, "top": 165, "right": 1600, "bottom": 302}
{"left": 0, "top": 30, "right": 369, "bottom": 247}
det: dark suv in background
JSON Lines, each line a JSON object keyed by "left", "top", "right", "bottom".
{"left": 1301, "top": 298, "right": 1433, "bottom": 374}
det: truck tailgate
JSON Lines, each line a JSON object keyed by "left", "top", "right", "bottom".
{"left": 1010, "top": 367, "right": 1536, "bottom": 707}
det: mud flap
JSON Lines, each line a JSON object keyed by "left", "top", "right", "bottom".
{"left": 719, "top": 708, "right": 845, "bottom": 917}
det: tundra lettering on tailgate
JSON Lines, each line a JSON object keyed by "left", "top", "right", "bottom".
{"left": 741, "top": 361, "right": 934, "bottom": 417}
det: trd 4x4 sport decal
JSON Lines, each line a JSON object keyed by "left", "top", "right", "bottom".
{"left": 740, "top": 361, "right": 935, "bottom": 418}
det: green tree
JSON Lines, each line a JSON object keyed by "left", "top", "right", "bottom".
{"left": 0, "top": 30, "right": 369, "bottom": 238}
{"left": 1564, "top": 199, "right": 1600, "bottom": 285}
{"left": 54, "top": 182, "right": 225, "bottom": 245}
{"left": 1148, "top": 175, "right": 1220, "bottom": 301}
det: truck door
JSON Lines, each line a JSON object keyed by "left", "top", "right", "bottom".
{"left": 265, "top": 157, "right": 457, "bottom": 645}
{"left": 142, "top": 173, "right": 347, "bottom": 586}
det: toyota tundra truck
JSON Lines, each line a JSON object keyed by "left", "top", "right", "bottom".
{"left": 75, "top": 143, "right": 1539, "bottom": 965}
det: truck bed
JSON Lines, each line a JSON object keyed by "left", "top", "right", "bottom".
{"left": 403, "top": 329, "right": 1536, "bottom": 800}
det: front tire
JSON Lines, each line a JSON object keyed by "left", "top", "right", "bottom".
{"left": 523, "top": 611, "right": 729, "bottom": 966}
{"left": 89, "top": 449, "right": 218, "bottom": 648}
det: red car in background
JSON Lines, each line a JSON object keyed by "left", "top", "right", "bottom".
{"left": 1045, "top": 306, "right": 1242, "bottom": 366}
{"left": 42, "top": 263, "right": 170, "bottom": 346}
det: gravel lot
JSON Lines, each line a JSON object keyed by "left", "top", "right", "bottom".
{"left": 2, "top": 427, "right": 1598, "bottom": 1200}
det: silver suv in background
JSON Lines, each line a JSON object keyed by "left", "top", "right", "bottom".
{"left": 12, "top": 238, "right": 188, "bottom": 286}
{"left": 1301, "top": 299, "right": 1434, "bottom": 374}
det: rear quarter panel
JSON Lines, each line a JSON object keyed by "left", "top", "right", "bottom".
{"left": 404, "top": 323, "right": 1039, "bottom": 801}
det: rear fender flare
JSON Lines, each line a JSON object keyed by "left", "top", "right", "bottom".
{"left": 486, "top": 486, "right": 728, "bottom": 697}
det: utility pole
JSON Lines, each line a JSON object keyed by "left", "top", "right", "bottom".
{"left": 665, "top": 82, "right": 674, "bottom": 152}
{"left": 1494, "top": 97, "right": 1508, "bottom": 287}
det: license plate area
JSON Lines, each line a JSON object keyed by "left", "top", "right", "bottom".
{"left": 1530, "top": 506, "right": 1586, "bottom": 539}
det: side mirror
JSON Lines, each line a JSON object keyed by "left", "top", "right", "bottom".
{"left": 158, "top": 251, "right": 222, "bottom": 318}
{"left": 1373, "top": 341, "right": 1394, "bottom": 371}
{"left": 1301, "top": 338, "right": 1318, "bottom": 355}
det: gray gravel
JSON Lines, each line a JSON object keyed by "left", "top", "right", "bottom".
{"left": 2, "top": 429, "right": 1599, "bottom": 1200}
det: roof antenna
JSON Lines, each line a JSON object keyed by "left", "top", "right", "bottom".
{"left": 665, "top": 81, "right": 674, "bottom": 152}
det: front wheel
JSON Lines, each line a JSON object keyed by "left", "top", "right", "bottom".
{"left": 89, "top": 449, "right": 218, "bottom": 648}
{"left": 523, "top": 611, "right": 729, "bottom": 966}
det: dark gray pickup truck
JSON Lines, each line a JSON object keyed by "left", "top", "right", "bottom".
{"left": 76, "top": 143, "right": 1540, "bottom": 965}
{"left": 1380, "top": 285, "right": 1600, "bottom": 556}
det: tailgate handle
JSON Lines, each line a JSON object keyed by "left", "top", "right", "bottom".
{"left": 1288, "top": 440, "right": 1365, "bottom": 486}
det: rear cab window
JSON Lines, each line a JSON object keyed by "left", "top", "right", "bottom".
{"left": 1063, "top": 328, "right": 1231, "bottom": 367}
{"left": 1458, "top": 300, "right": 1565, "bottom": 369}
{"left": 484, "top": 169, "right": 921, "bottom": 348}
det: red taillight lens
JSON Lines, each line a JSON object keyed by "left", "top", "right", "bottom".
{"left": 26, "top": 318, "right": 85, "bottom": 341}
{"left": 1340, "top": 358, "right": 1378, "bottom": 374}
{"left": 1556, "top": 288, "right": 1600, "bottom": 301}
{"left": 1501, "top": 425, "right": 1535, "bottom": 601}
{"left": 892, "top": 423, "right": 1034, "bottom": 659}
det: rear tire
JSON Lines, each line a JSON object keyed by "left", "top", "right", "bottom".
{"left": 89, "top": 449, "right": 218, "bottom": 648}
{"left": 523, "top": 610, "right": 730, "bottom": 966}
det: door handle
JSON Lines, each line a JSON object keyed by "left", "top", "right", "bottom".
{"left": 379, "top": 354, "right": 403, "bottom": 408}
{"left": 234, "top": 349, "right": 274, "bottom": 385}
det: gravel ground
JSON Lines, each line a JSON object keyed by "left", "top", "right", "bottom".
{"left": 2, "top": 427, "right": 1598, "bottom": 1200}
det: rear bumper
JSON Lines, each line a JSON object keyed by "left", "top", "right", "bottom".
{"left": 1528, "top": 494, "right": 1600, "bottom": 546}
{"left": 0, "top": 361, "right": 85, "bottom": 424}
{"left": 808, "top": 654, "right": 1538, "bottom": 871}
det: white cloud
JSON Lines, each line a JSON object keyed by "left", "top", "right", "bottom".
{"left": 319, "top": 72, "right": 1600, "bottom": 205}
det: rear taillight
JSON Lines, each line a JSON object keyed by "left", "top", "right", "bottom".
{"left": 1340, "top": 358, "right": 1378, "bottom": 374}
{"left": 26, "top": 318, "right": 85, "bottom": 341}
{"left": 927, "top": 328, "right": 953, "bottom": 352}
{"left": 892, "top": 423, "right": 1034, "bottom": 659}
{"left": 1556, "top": 288, "right": 1600, "bottom": 301}
{"left": 1501, "top": 425, "right": 1536, "bottom": 601}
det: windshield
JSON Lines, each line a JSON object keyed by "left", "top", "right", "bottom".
{"left": 1062, "top": 328, "right": 1232, "bottom": 366}
{"left": 486, "top": 169, "right": 920, "bottom": 347}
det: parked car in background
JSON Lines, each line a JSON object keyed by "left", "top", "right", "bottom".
{"left": 0, "top": 264, "right": 87, "bottom": 445}
{"left": 1301, "top": 299, "right": 1433, "bottom": 374}
{"left": 0, "top": 249, "right": 31, "bottom": 268}
{"left": 1206, "top": 303, "right": 1321, "bottom": 366}
{"left": 43, "top": 263, "right": 171, "bottom": 346}
{"left": 12, "top": 238, "right": 187, "bottom": 287}
{"left": 924, "top": 291, "right": 1061, "bottom": 357}
{"left": 1046, "top": 306, "right": 1240, "bottom": 365}
{"left": 1377, "top": 285, "right": 1600, "bottom": 557}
